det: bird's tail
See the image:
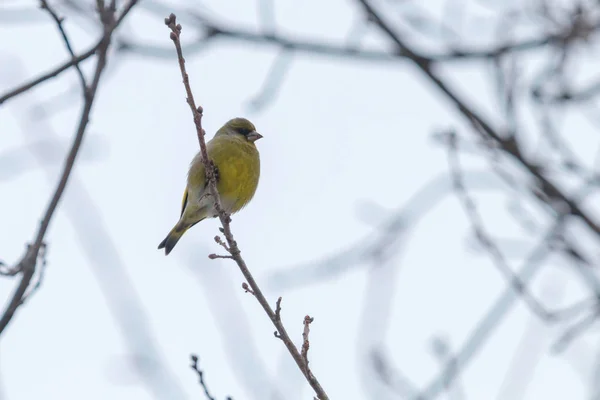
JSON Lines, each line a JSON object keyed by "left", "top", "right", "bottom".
{"left": 158, "top": 222, "right": 189, "bottom": 256}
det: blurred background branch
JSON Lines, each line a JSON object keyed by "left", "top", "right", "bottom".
{"left": 3, "top": 0, "right": 600, "bottom": 399}
{"left": 0, "top": 0, "right": 138, "bottom": 337}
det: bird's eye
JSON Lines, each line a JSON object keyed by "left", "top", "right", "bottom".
{"left": 236, "top": 127, "right": 252, "bottom": 136}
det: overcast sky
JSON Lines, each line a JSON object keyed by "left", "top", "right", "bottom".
{"left": 1, "top": 0, "right": 599, "bottom": 399}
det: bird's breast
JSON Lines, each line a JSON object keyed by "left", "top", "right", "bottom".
{"left": 208, "top": 137, "right": 261, "bottom": 213}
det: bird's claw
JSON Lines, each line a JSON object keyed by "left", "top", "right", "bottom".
{"left": 212, "top": 164, "right": 220, "bottom": 182}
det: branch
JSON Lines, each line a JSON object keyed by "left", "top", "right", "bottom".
{"left": 0, "top": 0, "right": 138, "bottom": 338}
{"left": 429, "top": 336, "right": 466, "bottom": 400}
{"left": 0, "top": 46, "right": 95, "bottom": 106}
{"left": 39, "top": 0, "right": 87, "bottom": 90}
{"left": 122, "top": 7, "right": 600, "bottom": 64}
{"left": 552, "top": 307, "right": 600, "bottom": 352}
{"left": 371, "top": 349, "right": 419, "bottom": 397}
{"left": 356, "top": 0, "right": 600, "bottom": 242}
{"left": 301, "top": 315, "right": 314, "bottom": 368}
{"left": 0, "top": 0, "right": 136, "bottom": 106}
{"left": 164, "top": 13, "right": 329, "bottom": 400}
{"left": 190, "top": 354, "right": 232, "bottom": 400}
{"left": 535, "top": 78, "right": 600, "bottom": 103}
{"left": 446, "top": 132, "right": 554, "bottom": 320}
{"left": 12, "top": 96, "right": 187, "bottom": 397}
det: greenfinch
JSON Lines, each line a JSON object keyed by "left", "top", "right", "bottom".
{"left": 158, "top": 117, "right": 263, "bottom": 255}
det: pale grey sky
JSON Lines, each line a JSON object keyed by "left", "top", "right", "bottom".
{"left": 1, "top": 0, "right": 599, "bottom": 399}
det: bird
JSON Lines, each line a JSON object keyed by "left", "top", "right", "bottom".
{"left": 158, "top": 117, "right": 263, "bottom": 255}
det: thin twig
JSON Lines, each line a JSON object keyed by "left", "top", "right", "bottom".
{"left": 446, "top": 131, "right": 555, "bottom": 320}
{"left": 164, "top": 13, "right": 328, "bottom": 399}
{"left": 301, "top": 315, "right": 314, "bottom": 367}
{"left": 190, "top": 354, "right": 218, "bottom": 400}
{"left": 371, "top": 348, "right": 420, "bottom": 397}
{"left": 39, "top": 0, "right": 87, "bottom": 90}
{"left": 14, "top": 96, "right": 187, "bottom": 398}
{"left": 126, "top": 8, "right": 600, "bottom": 63}
{"left": 552, "top": 307, "right": 600, "bottom": 352}
{"left": 208, "top": 254, "right": 233, "bottom": 260}
{"left": 535, "top": 78, "right": 600, "bottom": 103}
{"left": 356, "top": 0, "right": 600, "bottom": 242}
{"left": 0, "top": 0, "right": 138, "bottom": 338}
{"left": 430, "top": 336, "right": 466, "bottom": 400}
{"left": 0, "top": 0, "right": 136, "bottom": 106}
{"left": 0, "top": 47, "right": 95, "bottom": 106}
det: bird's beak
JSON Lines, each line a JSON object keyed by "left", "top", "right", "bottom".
{"left": 247, "top": 131, "right": 263, "bottom": 142}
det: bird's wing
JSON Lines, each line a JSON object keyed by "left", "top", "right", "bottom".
{"left": 183, "top": 151, "right": 208, "bottom": 218}
{"left": 180, "top": 188, "right": 188, "bottom": 218}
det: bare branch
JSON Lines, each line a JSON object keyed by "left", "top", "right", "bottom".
{"left": 356, "top": 0, "right": 600, "bottom": 242}
{"left": 164, "top": 13, "right": 329, "bottom": 400}
{"left": 430, "top": 336, "right": 466, "bottom": 400}
{"left": 123, "top": 7, "right": 600, "bottom": 64}
{"left": 39, "top": 0, "right": 87, "bottom": 90}
{"left": 0, "top": 0, "right": 136, "bottom": 106}
{"left": 446, "top": 131, "right": 555, "bottom": 320}
{"left": 552, "top": 306, "right": 600, "bottom": 353}
{"left": 301, "top": 315, "right": 314, "bottom": 368}
{"left": 536, "top": 78, "right": 600, "bottom": 103}
{"left": 0, "top": 46, "right": 95, "bottom": 106}
{"left": 371, "top": 349, "right": 419, "bottom": 397}
{"left": 190, "top": 354, "right": 230, "bottom": 400}
{"left": 19, "top": 243, "right": 48, "bottom": 304}
{"left": 0, "top": 0, "right": 138, "bottom": 338}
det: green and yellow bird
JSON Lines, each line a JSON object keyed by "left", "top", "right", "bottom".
{"left": 158, "top": 117, "right": 263, "bottom": 255}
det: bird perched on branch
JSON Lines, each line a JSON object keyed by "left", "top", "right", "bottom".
{"left": 158, "top": 117, "right": 263, "bottom": 255}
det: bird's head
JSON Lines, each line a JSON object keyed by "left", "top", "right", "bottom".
{"left": 218, "top": 118, "right": 263, "bottom": 143}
